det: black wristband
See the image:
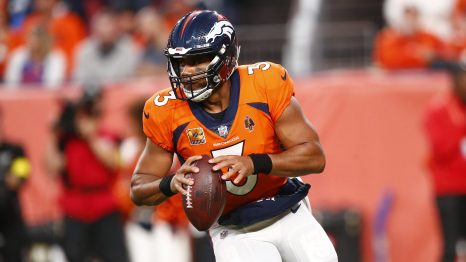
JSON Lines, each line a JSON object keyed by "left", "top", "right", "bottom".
{"left": 159, "top": 174, "right": 176, "bottom": 197}
{"left": 249, "top": 154, "right": 273, "bottom": 174}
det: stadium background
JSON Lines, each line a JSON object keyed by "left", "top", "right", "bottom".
{"left": 0, "top": 0, "right": 459, "bottom": 261}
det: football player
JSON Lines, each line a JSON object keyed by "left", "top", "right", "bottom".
{"left": 131, "top": 10, "right": 338, "bottom": 262}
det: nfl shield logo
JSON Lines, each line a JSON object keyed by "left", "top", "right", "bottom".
{"left": 217, "top": 125, "right": 229, "bottom": 138}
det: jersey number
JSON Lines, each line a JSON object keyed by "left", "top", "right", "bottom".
{"left": 247, "top": 62, "right": 271, "bottom": 75}
{"left": 211, "top": 141, "right": 257, "bottom": 196}
{"left": 154, "top": 90, "right": 176, "bottom": 106}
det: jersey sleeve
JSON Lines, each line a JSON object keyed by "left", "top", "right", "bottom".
{"left": 257, "top": 62, "right": 295, "bottom": 123}
{"left": 142, "top": 91, "right": 175, "bottom": 152}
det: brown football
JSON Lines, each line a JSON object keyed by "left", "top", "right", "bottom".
{"left": 182, "top": 155, "right": 227, "bottom": 231}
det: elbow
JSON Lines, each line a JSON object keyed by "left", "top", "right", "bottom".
{"left": 130, "top": 185, "right": 144, "bottom": 206}
{"left": 314, "top": 154, "right": 326, "bottom": 173}
{"left": 307, "top": 145, "right": 326, "bottom": 174}
{"left": 130, "top": 178, "right": 147, "bottom": 206}
{"left": 306, "top": 143, "right": 327, "bottom": 174}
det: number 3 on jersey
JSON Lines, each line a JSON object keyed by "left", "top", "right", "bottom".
{"left": 247, "top": 62, "right": 270, "bottom": 75}
{"left": 211, "top": 141, "right": 257, "bottom": 196}
{"left": 154, "top": 90, "right": 176, "bottom": 106}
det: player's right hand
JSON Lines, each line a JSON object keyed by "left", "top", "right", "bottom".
{"left": 170, "top": 155, "right": 202, "bottom": 195}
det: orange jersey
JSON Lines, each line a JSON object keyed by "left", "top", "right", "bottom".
{"left": 143, "top": 62, "right": 292, "bottom": 215}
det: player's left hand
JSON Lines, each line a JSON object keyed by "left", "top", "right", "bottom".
{"left": 209, "top": 155, "right": 254, "bottom": 184}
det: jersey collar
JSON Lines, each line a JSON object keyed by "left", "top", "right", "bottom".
{"left": 188, "top": 70, "right": 240, "bottom": 138}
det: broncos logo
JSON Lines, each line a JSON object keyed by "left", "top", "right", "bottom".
{"left": 205, "top": 21, "right": 234, "bottom": 43}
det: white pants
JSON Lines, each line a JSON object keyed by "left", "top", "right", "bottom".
{"left": 209, "top": 200, "right": 338, "bottom": 262}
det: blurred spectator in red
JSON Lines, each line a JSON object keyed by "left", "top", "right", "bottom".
{"left": 45, "top": 89, "right": 129, "bottom": 262}
{"left": 73, "top": 10, "right": 139, "bottom": 85}
{"left": 4, "top": 23, "right": 65, "bottom": 88}
{"left": 134, "top": 7, "right": 168, "bottom": 77}
{"left": 424, "top": 63, "right": 466, "bottom": 262}
{"left": 13, "top": 0, "right": 86, "bottom": 78}
{"left": 0, "top": 106, "right": 31, "bottom": 262}
{"left": 374, "top": 5, "right": 448, "bottom": 70}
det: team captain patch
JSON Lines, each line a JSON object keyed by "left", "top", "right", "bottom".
{"left": 186, "top": 127, "right": 206, "bottom": 145}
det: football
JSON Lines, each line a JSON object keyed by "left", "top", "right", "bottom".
{"left": 182, "top": 155, "right": 227, "bottom": 231}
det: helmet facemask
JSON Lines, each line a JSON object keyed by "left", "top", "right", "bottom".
{"left": 167, "top": 43, "right": 238, "bottom": 102}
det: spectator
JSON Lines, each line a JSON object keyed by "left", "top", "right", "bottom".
{"left": 4, "top": 23, "right": 66, "bottom": 88}
{"left": 16, "top": 0, "right": 86, "bottom": 77}
{"left": 117, "top": 8, "right": 137, "bottom": 37}
{"left": 6, "top": 0, "right": 33, "bottom": 29}
{"left": 374, "top": 5, "right": 448, "bottom": 69}
{"left": 134, "top": 7, "right": 168, "bottom": 77}
{"left": 0, "top": 107, "right": 31, "bottom": 262}
{"left": 73, "top": 10, "right": 139, "bottom": 85}
{"left": 424, "top": 63, "right": 466, "bottom": 262}
{"left": 45, "top": 90, "right": 129, "bottom": 262}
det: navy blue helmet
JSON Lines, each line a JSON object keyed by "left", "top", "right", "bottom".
{"left": 164, "top": 10, "right": 240, "bottom": 102}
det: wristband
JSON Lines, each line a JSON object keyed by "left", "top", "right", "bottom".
{"left": 159, "top": 174, "right": 176, "bottom": 197}
{"left": 249, "top": 154, "right": 272, "bottom": 174}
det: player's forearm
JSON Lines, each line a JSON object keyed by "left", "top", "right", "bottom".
{"left": 269, "top": 141, "right": 325, "bottom": 177}
{"left": 130, "top": 174, "right": 169, "bottom": 206}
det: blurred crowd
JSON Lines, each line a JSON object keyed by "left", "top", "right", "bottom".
{"left": 374, "top": 0, "right": 466, "bottom": 70}
{"left": 0, "top": 0, "right": 211, "bottom": 88}
{"left": 2, "top": 0, "right": 466, "bottom": 87}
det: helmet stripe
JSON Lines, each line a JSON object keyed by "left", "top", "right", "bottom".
{"left": 180, "top": 11, "right": 202, "bottom": 39}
